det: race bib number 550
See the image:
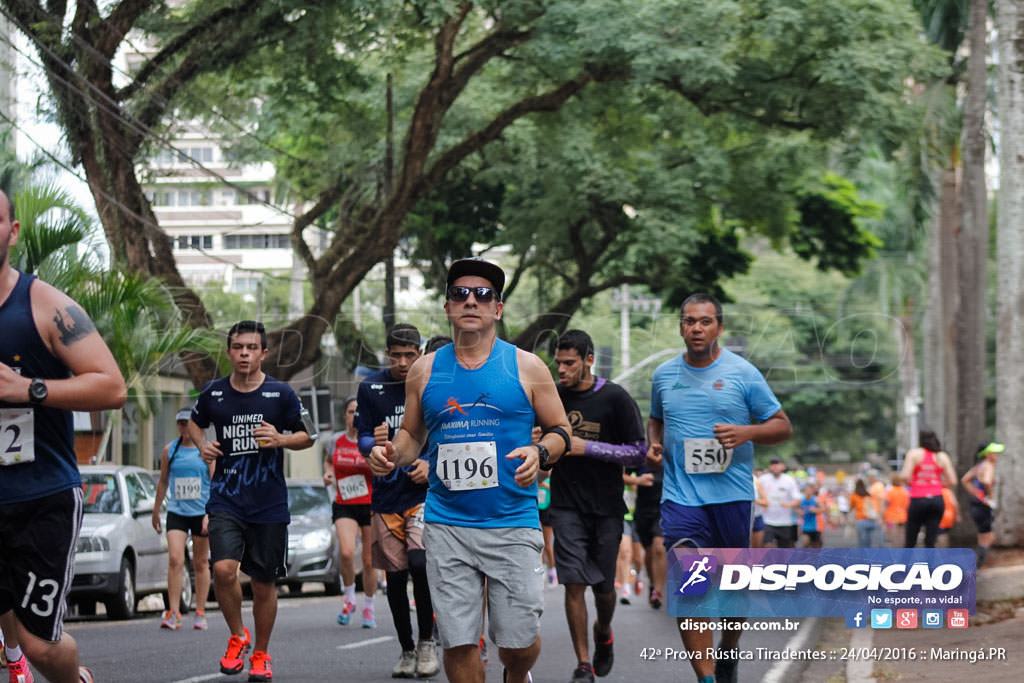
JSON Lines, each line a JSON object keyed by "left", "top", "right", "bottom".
{"left": 437, "top": 441, "right": 499, "bottom": 491}
{"left": 684, "top": 438, "right": 733, "bottom": 474}
{"left": 0, "top": 408, "right": 35, "bottom": 466}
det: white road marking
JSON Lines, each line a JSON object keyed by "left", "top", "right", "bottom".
{"left": 337, "top": 635, "right": 395, "bottom": 650}
{"left": 846, "top": 626, "right": 874, "bottom": 682}
{"left": 761, "top": 618, "right": 820, "bottom": 683}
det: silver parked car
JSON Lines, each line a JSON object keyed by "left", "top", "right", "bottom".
{"left": 71, "top": 465, "right": 192, "bottom": 619}
{"left": 282, "top": 480, "right": 343, "bottom": 595}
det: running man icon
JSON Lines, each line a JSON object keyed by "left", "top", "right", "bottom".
{"left": 678, "top": 555, "right": 717, "bottom": 596}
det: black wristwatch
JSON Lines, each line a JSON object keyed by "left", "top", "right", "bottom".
{"left": 537, "top": 443, "right": 553, "bottom": 471}
{"left": 28, "top": 377, "right": 48, "bottom": 405}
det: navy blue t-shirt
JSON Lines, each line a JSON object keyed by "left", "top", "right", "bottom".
{"left": 355, "top": 368, "right": 427, "bottom": 514}
{"left": 191, "top": 375, "right": 303, "bottom": 524}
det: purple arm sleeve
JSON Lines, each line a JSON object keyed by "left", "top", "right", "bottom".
{"left": 583, "top": 439, "right": 647, "bottom": 466}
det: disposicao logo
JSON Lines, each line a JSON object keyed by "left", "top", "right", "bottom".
{"left": 667, "top": 548, "right": 976, "bottom": 619}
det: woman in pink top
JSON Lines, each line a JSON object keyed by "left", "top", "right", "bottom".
{"left": 900, "top": 428, "right": 957, "bottom": 547}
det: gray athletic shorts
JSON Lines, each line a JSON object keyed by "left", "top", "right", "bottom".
{"left": 424, "top": 522, "right": 545, "bottom": 650}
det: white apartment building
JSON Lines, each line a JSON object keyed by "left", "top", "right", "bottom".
{"left": 141, "top": 126, "right": 301, "bottom": 295}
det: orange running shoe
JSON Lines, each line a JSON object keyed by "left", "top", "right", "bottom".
{"left": 7, "top": 654, "right": 33, "bottom": 683}
{"left": 247, "top": 650, "right": 273, "bottom": 682}
{"left": 220, "top": 627, "right": 251, "bottom": 675}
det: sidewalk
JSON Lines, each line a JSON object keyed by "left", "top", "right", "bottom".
{"left": 797, "top": 550, "right": 1024, "bottom": 682}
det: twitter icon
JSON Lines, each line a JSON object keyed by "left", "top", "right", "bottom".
{"left": 871, "top": 609, "right": 892, "bottom": 629}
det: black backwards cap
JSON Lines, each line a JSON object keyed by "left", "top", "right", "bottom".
{"left": 446, "top": 258, "right": 505, "bottom": 300}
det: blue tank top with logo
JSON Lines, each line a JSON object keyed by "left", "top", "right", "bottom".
{"left": 165, "top": 438, "right": 210, "bottom": 517}
{"left": 0, "top": 270, "right": 78, "bottom": 504}
{"left": 421, "top": 339, "right": 538, "bottom": 529}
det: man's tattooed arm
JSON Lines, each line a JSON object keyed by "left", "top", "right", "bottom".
{"left": 54, "top": 306, "right": 97, "bottom": 346}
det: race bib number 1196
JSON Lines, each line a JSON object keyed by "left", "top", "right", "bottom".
{"left": 437, "top": 441, "right": 499, "bottom": 491}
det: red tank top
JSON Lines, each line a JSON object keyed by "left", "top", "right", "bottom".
{"left": 331, "top": 433, "right": 373, "bottom": 505}
{"left": 909, "top": 450, "right": 943, "bottom": 498}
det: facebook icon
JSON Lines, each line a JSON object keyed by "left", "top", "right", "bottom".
{"left": 846, "top": 611, "right": 866, "bottom": 629}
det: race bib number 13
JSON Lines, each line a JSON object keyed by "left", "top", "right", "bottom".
{"left": 684, "top": 438, "right": 733, "bottom": 474}
{"left": 0, "top": 408, "right": 35, "bottom": 466}
{"left": 437, "top": 441, "right": 499, "bottom": 491}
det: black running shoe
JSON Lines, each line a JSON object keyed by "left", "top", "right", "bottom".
{"left": 715, "top": 656, "right": 738, "bottom": 683}
{"left": 592, "top": 625, "right": 614, "bottom": 677}
{"left": 570, "top": 663, "right": 595, "bottom": 683}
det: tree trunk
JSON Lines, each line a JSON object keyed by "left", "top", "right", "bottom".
{"left": 995, "top": 0, "right": 1024, "bottom": 546}
{"left": 895, "top": 308, "right": 918, "bottom": 456}
{"left": 949, "top": 0, "right": 988, "bottom": 548}
{"left": 924, "top": 165, "right": 960, "bottom": 446}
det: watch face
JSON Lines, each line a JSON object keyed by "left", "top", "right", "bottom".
{"left": 30, "top": 379, "right": 47, "bottom": 402}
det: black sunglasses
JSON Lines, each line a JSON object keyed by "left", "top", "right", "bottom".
{"left": 446, "top": 285, "right": 497, "bottom": 303}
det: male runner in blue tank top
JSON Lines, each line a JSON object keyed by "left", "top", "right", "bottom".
{"left": 0, "top": 189, "right": 127, "bottom": 683}
{"left": 647, "top": 293, "right": 792, "bottom": 683}
{"left": 369, "top": 258, "right": 571, "bottom": 683}
{"left": 188, "top": 320, "right": 315, "bottom": 682}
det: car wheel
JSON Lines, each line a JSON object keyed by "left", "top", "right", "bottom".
{"left": 105, "top": 558, "right": 136, "bottom": 620}
{"left": 179, "top": 564, "right": 193, "bottom": 614}
{"left": 323, "top": 572, "right": 341, "bottom": 596}
{"left": 74, "top": 600, "right": 97, "bottom": 616}
{"left": 163, "top": 565, "right": 193, "bottom": 614}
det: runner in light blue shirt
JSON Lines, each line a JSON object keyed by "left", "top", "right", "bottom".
{"left": 646, "top": 293, "right": 792, "bottom": 683}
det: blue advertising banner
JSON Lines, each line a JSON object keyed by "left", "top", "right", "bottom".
{"left": 666, "top": 548, "right": 976, "bottom": 618}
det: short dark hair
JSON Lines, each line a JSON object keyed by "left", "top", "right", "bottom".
{"left": 227, "top": 320, "right": 267, "bottom": 349}
{"left": 1, "top": 190, "right": 14, "bottom": 222}
{"left": 919, "top": 427, "right": 942, "bottom": 452}
{"left": 680, "top": 293, "right": 723, "bottom": 325}
{"left": 386, "top": 323, "right": 421, "bottom": 350}
{"left": 343, "top": 395, "right": 357, "bottom": 411}
{"left": 556, "top": 329, "right": 594, "bottom": 359}
{"left": 425, "top": 335, "right": 453, "bottom": 353}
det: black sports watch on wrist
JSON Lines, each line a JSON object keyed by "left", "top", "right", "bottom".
{"left": 537, "top": 442, "right": 553, "bottom": 471}
{"left": 28, "top": 377, "right": 48, "bottom": 405}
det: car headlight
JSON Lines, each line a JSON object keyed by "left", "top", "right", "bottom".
{"left": 298, "top": 529, "right": 331, "bottom": 552}
{"left": 76, "top": 535, "right": 110, "bottom": 553}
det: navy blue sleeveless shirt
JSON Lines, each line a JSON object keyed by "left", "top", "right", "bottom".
{"left": 0, "top": 270, "right": 77, "bottom": 503}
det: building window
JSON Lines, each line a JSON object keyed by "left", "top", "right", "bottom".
{"left": 399, "top": 275, "right": 410, "bottom": 291}
{"left": 175, "top": 235, "right": 213, "bottom": 250}
{"left": 224, "top": 234, "right": 290, "bottom": 250}
{"left": 154, "top": 189, "right": 211, "bottom": 207}
{"left": 232, "top": 276, "right": 261, "bottom": 293}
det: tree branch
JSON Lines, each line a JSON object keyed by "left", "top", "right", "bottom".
{"left": 118, "top": 1, "right": 258, "bottom": 103}
{"left": 95, "top": 0, "right": 154, "bottom": 58}
{"left": 291, "top": 183, "right": 345, "bottom": 274}
{"left": 421, "top": 74, "right": 593, "bottom": 194}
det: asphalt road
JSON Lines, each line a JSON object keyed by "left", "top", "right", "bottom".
{"left": 64, "top": 581, "right": 812, "bottom": 683}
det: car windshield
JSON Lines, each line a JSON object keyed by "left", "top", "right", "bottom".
{"left": 288, "top": 484, "right": 329, "bottom": 519}
{"left": 81, "top": 474, "right": 122, "bottom": 514}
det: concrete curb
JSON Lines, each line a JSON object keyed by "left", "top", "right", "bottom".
{"left": 977, "top": 564, "right": 1024, "bottom": 602}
